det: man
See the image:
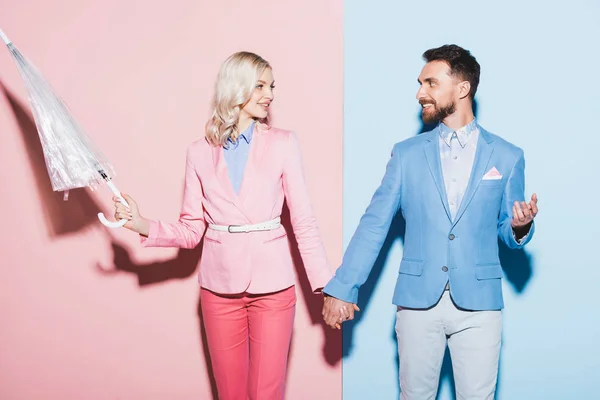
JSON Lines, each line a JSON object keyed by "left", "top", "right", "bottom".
{"left": 322, "top": 44, "right": 538, "bottom": 399}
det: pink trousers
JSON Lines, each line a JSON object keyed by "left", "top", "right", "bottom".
{"left": 200, "top": 285, "right": 296, "bottom": 400}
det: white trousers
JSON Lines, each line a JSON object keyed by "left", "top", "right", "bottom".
{"left": 395, "top": 290, "right": 502, "bottom": 400}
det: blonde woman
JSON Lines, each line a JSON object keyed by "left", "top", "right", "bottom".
{"left": 113, "top": 52, "right": 334, "bottom": 400}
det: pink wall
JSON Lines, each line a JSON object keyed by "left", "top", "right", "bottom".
{"left": 0, "top": 1, "right": 342, "bottom": 399}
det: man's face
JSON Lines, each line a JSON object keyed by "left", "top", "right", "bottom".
{"left": 416, "top": 61, "right": 458, "bottom": 124}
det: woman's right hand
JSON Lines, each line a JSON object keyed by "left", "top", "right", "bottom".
{"left": 113, "top": 194, "right": 149, "bottom": 236}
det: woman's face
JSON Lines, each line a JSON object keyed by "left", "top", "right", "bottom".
{"left": 241, "top": 67, "right": 275, "bottom": 120}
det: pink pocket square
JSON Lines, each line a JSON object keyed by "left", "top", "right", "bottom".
{"left": 482, "top": 166, "right": 502, "bottom": 180}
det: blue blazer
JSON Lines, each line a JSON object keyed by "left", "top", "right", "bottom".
{"left": 324, "top": 126, "right": 534, "bottom": 310}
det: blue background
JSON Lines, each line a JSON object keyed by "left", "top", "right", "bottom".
{"left": 342, "top": 1, "right": 600, "bottom": 398}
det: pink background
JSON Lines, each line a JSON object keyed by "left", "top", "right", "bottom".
{"left": 0, "top": 1, "right": 342, "bottom": 399}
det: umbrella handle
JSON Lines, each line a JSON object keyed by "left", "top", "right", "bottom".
{"left": 97, "top": 180, "right": 129, "bottom": 228}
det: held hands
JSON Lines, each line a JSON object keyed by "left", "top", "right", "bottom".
{"left": 113, "top": 194, "right": 149, "bottom": 235}
{"left": 322, "top": 295, "right": 360, "bottom": 329}
{"left": 511, "top": 193, "right": 539, "bottom": 228}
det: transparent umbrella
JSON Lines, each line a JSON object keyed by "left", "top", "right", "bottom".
{"left": 0, "top": 28, "right": 128, "bottom": 228}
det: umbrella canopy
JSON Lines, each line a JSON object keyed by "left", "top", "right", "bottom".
{"left": 1, "top": 28, "right": 128, "bottom": 228}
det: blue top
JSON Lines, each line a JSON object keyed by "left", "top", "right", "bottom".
{"left": 223, "top": 120, "right": 255, "bottom": 194}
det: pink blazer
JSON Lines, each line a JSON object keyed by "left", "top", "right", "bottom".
{"left": 141, "top": 123, "right": 334, "bottom": 294}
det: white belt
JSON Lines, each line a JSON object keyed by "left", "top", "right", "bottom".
{"left": 208, "top": 217, "right": 281, "bottom": 233}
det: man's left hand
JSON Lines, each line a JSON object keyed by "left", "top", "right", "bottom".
{"left": 511, "top": 193, "right": 538, "bottom": 228}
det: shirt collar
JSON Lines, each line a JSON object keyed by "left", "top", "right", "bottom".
{"left": 226, "top": 120, "right": 255, "bottom": 149}
{"left": 438, "top": 119, "right": 478, "bottom": 148}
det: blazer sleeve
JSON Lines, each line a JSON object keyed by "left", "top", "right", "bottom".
{"left": 323, "top": 143, "right": 403, "bottom": 304}
{"left": 282, "top": 131, "right": 334, "bottom": 293}
{"left": 140, "top": 145, "right": 206, "bottom": 249}
{"left": 497, "top": 149, "right": 535, "bottom": 249}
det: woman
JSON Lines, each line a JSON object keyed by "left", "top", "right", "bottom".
{"left": 113, "top": 51, "right": 334, "bottom": 400}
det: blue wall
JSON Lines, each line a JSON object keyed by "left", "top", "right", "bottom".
{"left": 342, "top": 1, "right": 600, "bottom": 398}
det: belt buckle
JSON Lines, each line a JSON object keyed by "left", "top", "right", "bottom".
{"left": 227, "top": 225, "right": 239, "bottom": 233}
{"left": 227, "top": 224, "right": 249, "bottom": 233}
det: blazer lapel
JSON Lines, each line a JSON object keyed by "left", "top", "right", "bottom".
{"left": 452, "top": 129, "right": 494, "bottom": 226}
{"left": 424, "top": 134, "right": 452, "bottom": 222}
{"left": 212, "top": 145, "right": 236, "bottom": 199}
{"left": 211, "top": 143, "right": 249, "bottom": 218}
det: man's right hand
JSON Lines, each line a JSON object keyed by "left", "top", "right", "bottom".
{"left": 322, "top": 294, "right": 360, "bottom": 329}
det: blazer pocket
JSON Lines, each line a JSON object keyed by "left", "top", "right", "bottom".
{"left": 399, "top": 258, "right": 424, "bottom": 276}
{"left": 479, "top": 179, "right": 503, "bottom": 187}
{"left": 263, "top": 233, "right": 288, "bottom": 244}
{"left": 203, "top": 236, "right": 222, "bottom": 244}
{"left": 475, "top": 263, "right": 503, "bottom": 280}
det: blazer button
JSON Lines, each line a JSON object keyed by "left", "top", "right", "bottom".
{"left": 442, "top": 266, "right": 448, "bottom": 272}
{"left": 448, "top": 234, "right": 455, "bottom": 240}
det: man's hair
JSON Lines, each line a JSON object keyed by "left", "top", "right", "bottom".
{"left": 423, "top": 44, "right": 480, "bottom": 99}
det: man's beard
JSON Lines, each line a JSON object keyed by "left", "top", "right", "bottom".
{"left": 420, "top": 99, "right": 456, "bottom": 124}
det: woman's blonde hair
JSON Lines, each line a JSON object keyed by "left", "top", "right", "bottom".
{"left": 205, "top": 51, "right": 271, "bottom": 147}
